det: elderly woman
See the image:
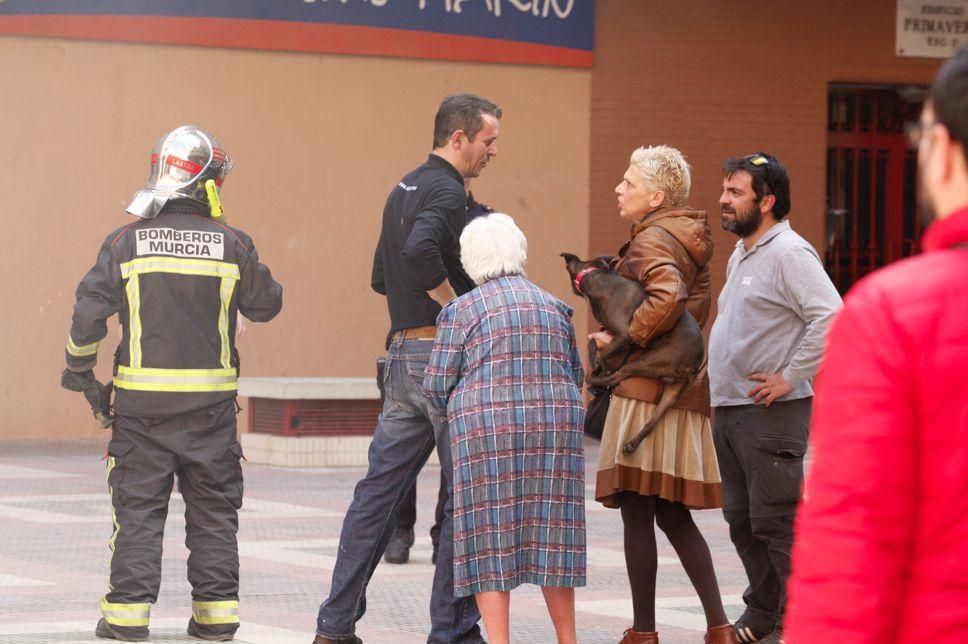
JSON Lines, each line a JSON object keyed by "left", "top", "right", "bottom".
{"left": 590, "top": 146, "right": 735, "bottom": 644}
{"left": 424, "top": 213, "right": 585, "bottom": 644}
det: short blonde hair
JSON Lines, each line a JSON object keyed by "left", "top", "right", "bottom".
{"left": 630, "top": 145, "right": 692, "bottom": 207}
{"left": 460, "top": 213, "right": 527, "bottom": 285}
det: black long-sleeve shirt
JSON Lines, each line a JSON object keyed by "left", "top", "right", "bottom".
{"left": 371, "top": 154, "right": 474, "bottom": 346}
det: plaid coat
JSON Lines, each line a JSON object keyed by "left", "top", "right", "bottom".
{"left": 424, "top": 274, "right": 586, "bottom": 595}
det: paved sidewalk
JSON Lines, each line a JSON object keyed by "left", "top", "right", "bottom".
{"left": 0, "top": 438, "right": 748, "bottom": 643}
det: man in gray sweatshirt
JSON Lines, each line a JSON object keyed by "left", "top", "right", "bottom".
{"left": 708, "top": 153, "right": 841, "bottom": 644}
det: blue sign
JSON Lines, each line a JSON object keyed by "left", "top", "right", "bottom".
{"left": 0, "top": 0, "right": 595, "bottom": 67}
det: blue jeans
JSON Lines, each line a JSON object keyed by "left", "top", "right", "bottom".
{"left": 316, "top": 337, "right": 482, "bottom": 643}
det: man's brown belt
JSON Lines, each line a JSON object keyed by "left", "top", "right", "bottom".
{"left": 392, "top": 325, "right": 437, "bottom": 341}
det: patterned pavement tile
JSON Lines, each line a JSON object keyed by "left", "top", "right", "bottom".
{"left": 0, "top": 439, "right": 748, "bottom": 643}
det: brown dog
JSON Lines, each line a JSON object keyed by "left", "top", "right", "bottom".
{"left": 561, "top": 252, "right": 704, "bottom": 454}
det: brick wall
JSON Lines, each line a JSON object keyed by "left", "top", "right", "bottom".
{"left": 590, "top": 0, "right": 942, "bottom": 329}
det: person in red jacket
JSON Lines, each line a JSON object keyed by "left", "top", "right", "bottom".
{"left": 786, "top": 47, "right": 968, "bottom": 644}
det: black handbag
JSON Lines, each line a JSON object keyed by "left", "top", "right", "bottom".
{"left": 584, "top": 385, "right": 613, "bottom": 440}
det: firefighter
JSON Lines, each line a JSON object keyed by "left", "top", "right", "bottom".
{"left": 62, "top": 125, "right": 283, "bottom": 642}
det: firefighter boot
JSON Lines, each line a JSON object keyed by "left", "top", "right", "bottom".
{"left": 95, "top": 618, "right": 149, "bottom": 642}
{"left": 187, "top": 599, "right": 240, "bottom": 641}
{"left": 188, "top": 617, "right": 236, "bottom": 641}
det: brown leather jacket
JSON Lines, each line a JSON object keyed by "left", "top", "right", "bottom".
{"left": 610, "top": 206, "right": 713, "bottom": 415}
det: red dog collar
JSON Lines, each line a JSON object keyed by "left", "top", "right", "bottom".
{"left": 573, "top": 266, "right": 600, "bottom": 295}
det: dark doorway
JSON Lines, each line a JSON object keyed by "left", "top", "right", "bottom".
{"left": 825, "top": 84, "right": 926, "bottom": 293}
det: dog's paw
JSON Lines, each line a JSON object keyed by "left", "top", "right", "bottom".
{"left": 622, "top": 441, "right": 639, "bottom": 455}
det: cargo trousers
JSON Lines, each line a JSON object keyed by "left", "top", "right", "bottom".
{"left": 101, "top": 398, "right": 243, "bottom": 640}
{"left": 712, "top": 397, "right": 811, "bottom": 637}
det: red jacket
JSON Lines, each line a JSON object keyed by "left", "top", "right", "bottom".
{"left": 786, "top": 206, "right": 968, "bottom": 643}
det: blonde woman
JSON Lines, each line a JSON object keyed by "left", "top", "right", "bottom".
{"left": 590, "top": 146, "right": 734, "bottom": 644}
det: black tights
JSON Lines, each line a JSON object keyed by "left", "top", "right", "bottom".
{"left": 619, "top": 492, "right": 728, "bottom": 632}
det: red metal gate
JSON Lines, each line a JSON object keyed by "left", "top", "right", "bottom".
{"left": 825, "top": 85, "right": 925, "bottom": 293}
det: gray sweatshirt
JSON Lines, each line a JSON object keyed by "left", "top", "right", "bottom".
{"left": 708, "top": 220, "right": 842, "bottom": 407}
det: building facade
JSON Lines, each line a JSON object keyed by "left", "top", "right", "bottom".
{"left": 0, "top": 0, "right": 947, "bottom": 440}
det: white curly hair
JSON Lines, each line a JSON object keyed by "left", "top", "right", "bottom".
{"left": 459, "top": 213, "right": 528, "bottom": 285}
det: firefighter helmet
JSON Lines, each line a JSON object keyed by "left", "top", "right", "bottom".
{"left": 126, "top": 125, "right": 234, "bottom": 219}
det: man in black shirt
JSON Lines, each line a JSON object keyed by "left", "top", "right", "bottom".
{"left": 384, "top": 183, "right": 495, "bottom": 567}
{"left": 315, "top": 93, "right": 501, "bottom": 644}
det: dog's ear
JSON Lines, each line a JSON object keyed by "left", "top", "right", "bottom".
{"left": 593, "top": 255, "right": 612, "bottom": 268}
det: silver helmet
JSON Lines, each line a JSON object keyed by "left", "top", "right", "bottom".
{"left": 126, "top": 125, "right": 234, "bottom": 219}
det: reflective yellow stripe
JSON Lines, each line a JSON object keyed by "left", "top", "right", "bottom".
{"left": 100, "top": 597, "right": 151, "bottom": 627}
{"left": 105, "top": 456, "right": 120, "bottom": 588}
{"left": 119, "top": 257, "right": 239, "bottom": 374}
{"left": 125, "top": 275, "right": 142, "bottom": 368}
{"left": 192, "top": 599, "right": 240, "bottom": 625}
{"left": 120, "top": 256, "right": 240, "bottom": 280}
{"left": 114, "top": 366, "right": 238, "bottom": 393}
{"left": 218, "top": 277, "right": 237, "bottom": 369}
{"left": 66, "top": 335, "right": 100, "bottom": 357}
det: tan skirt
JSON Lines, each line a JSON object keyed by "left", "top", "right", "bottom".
{"left": 596, "top": 394, "right": 723, "bottom": 510}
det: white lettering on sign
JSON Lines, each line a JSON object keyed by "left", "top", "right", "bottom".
{"left": 301, "top": 0, "right": 575, "bottom": 19}
{"left": 897, "top": 0, "right": 968, "bottom": 58}
{"left": 304, "top": 0, "right": 390, "bottom": 5}
{"left": 136, "top": 228, "right": 225, "bottom": 259}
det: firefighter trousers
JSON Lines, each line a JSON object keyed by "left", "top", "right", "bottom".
{"left": 102, "top": 398, "right": 243, "bottom": 638}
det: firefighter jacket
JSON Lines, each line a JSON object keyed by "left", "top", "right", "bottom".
{"left": 66, "top": 201, "right": 283, "bottom": 418}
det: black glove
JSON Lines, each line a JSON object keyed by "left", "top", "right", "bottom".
{"left": 61, "top": 368, "right": 96, "bottom": 393}
{"left": 96, "top": 381, "right": 114, "bottom": 428}
{"left": 61, "top": 368, "right": 114, "bottom": 429}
